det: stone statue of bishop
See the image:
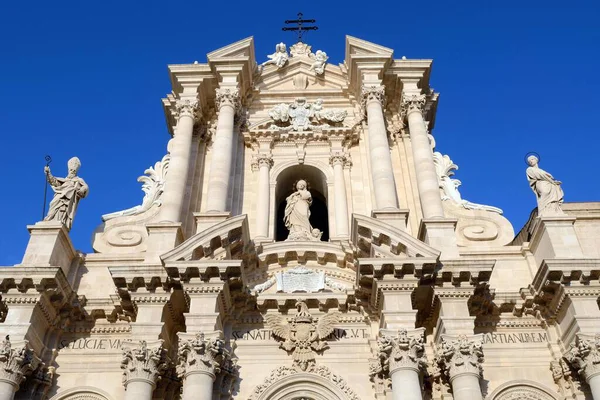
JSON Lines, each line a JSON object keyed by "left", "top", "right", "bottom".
{"left": 44, "top": 157, "right": 89, "bottom": 230}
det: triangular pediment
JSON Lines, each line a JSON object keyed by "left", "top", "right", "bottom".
{"left": 345, "top": 35, "right": 394, "bottom": 59}
{"left": 345, "top": 36, "right": 394, "bottom": 91}
{"left": 256, "top": 58, "right": 347, "bottom": 93}
{"left": 207, "top": 37, "right": 255, "bottom": 63}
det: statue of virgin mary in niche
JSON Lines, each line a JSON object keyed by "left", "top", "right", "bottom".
{"left": 284, "top": 179, "right": 322, "bottom": 241}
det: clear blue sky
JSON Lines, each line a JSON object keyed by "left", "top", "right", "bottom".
{"left": 1, "top": 0, "right": 599, "bottom": 265}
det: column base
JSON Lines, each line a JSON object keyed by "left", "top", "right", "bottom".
{"left": 144, "top": 222, "right": 183, "bottom": 264}
{"left": 22, "top": 221, "right": 76, "bottom": 275}
{"left": 418, "top": 218, "right": 458, "bottom": 259}
{"left": 194, "top": 212, "right": 231, "bottom": 235}
{"left": 529, "top": 215, "right": 583, "bottom": 264}
{"left": 371, "top": 209, "right": 410, "bottom": 231}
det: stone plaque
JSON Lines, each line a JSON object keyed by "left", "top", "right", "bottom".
{"left": 276, "top": 266, "right": 325, "bottom": 293}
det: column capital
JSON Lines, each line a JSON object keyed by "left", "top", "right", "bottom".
{"left": 0, "top": 336, "right": 38, "bottom": 388}
{"left": 401, "top": 93, "right": 427, "bottom": 116}
{"left": 176, "top": 332, "right": 230, "bottom": 380}
{"left": 369, "top": 328, "right": 427, "bottom": 381}
{"left": 565, "top": 333, "right": 600, "bottom": 382}
{"left": 175, "top": 98, "right": 201, "bottom": 120}
{"left": 329, "top": 151, "right": 351, "bottom": 167}
{"left": 436, "top": 334, "right": 484, "bottom": 381}
{"left": 121, "top": 339, "right": 168, "bottom": 387}
{"left": 251, "top": 153, "right": 273, "bottom": 171}
{"left": 215, "top": 87, "right": 241, "bottom": 112}
{"left": 361, "top": 84, "right": 386, "bottom": 108}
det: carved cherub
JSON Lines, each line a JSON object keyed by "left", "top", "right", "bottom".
{"left": 264, "top": 300, "right": 339, "bottom": 371}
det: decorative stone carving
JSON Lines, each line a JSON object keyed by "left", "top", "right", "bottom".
{"left": 251, "top": 153, "right": 273, "bottom": 171}
{"left": 324, "top": 276, "right": 350, "bottom": 292}
{"left": 264, "top": 300, "right": 339, "bottom": 371}
{"left": 526, "top": 154, "right": 565, "bottom": 216}
{"left": 44, "top": 157, "right": 89, "bottom": 231}
{"left": 550, "top": 357, "right": 577, "bottom": 396}
{"left": 437, "top": 334, "right": 484, "bottom": 380}
{"left": 370, "top": 328, "right": 426, "bottom": 382}
{"left": 284, "top": 179, "right": 322, "bottom": 241}
{"left": 401, "top": 94, "right": 427, "bottom": 116}
{"left": 174, "top": 98, "right": 200, "bottom": 119}
{"left": 268, "top": 98, "right": 347, "bottom": 131}
{"left": 215, "top": 88, "right": 241, "bottom": 112}
{"left": 120, "top": 340, "right": 168, "bottom": 386}
{"left": 176, "top": 332, "right": 229, "bottom": 379}
{"left": 250, "top": 275, "right": 276, "bottom": 294}
{"left": 0, "top": 336, "right": 38, "bottom": 387}
{"left": 275, "top": 266, "right": 325, "bottom": 293}
{"left": 262, "top": 42, "right": 289, "bottom": 69}
{"left": 433, "top": 151, "right": 503, "bottom": 214}
{"left": 248, "top": 364, "right": 360, "bottom": 400}
{"left": 102, "top": 153, "right": 170, "bottom": 221}
{"left": 289, "top": 42, "right": 312, "bottom": 57}
{"left": 361, "top": 85, "right": 386, "bottom": 109}
{"left": 309, "top": 50, "right": 328, "bottom": 75}
{"left": 491, "top": 383, "right": 559, "bottom": 400}
{"left": 565, "top": 333, "right": 600, "bottom": 382}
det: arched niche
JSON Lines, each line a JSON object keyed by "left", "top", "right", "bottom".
{"left": 50, "top": 386, "right": 113, "bottom": 400}
{"left": 271, "top": 161, "right": 334, "bottom": 242}
{"left": 249, "top": 366, "right": 360, "bottom": 400}
{"left": 486, "top": 380, "right": 560, "bottom": 400}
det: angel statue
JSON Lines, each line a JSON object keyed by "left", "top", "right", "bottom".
{"left": 44, "top": 157, "right": 89, "bottom": 231}
{"left": 309, "top": 50, "right": 328, "bottom": 75}
{"left": 526, "top": 154, "right": 565, "bottom": 216}
{"left": 284, "top": 180, "right": 322, "bottom": 241}
{"left": 264, "top": 300, "right": 339, "bottom": 371}
{"left": 262, "top": 43, "right": 289, "bottom": 69}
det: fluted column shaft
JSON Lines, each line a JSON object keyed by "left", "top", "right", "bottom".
{"left": 255, "top": 155, "right": 272, "bottom": 239}
{"left": 362, "top": 86, "right": 398, "bottom": 210}
{"left": 331, "top": 154, "right": 350, "bottom": 237}
{"left": 206, "top": 88, "right": 240, "bottom": 212}
{"left": 404, "top": 95, "right": 445, "bottom": 219}
{"left": 160, "top": 99, "right": 197, "bottom": 222}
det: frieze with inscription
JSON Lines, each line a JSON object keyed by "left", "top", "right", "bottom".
{"left": 231, "top": 327, "right": 369, "bottom": 341}
{"left": 58, "top": 338, "right": 124, "bottom": 351}
{"left": 481, "top": 332, "right": 548, "bottom": 345}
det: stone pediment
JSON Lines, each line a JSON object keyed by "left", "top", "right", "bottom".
{"left": 257, "top": 62, "right": 348, "bottom": 93}
{"left": 345, "top": 35, "right": 394, "bottom": 90}
{"left": 351, "top": 214, "right": 440, "bottom": 259}
{"left": 160, "top": 214, "right": 250, "bottom": 262}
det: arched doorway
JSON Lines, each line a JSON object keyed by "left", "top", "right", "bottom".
{"left": 274, "top": 164, "right": 330, "bottom": 242}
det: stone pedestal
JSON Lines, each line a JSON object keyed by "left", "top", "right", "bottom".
{"left": 371, "top": 209, "right": 410, "bottom": 231}
{"left": 529, "top": 216, "right": 583, "bottom": 265}
{"left": 22, "top": 221, "right": 76, "bottom": 275}
{"left": 143, "top": 222, "right": 183, "bottom": 264}
{"left": 418, "top": 219, "right": 458, "bottom": 259}
{"left": 193, "top": 212, "right": 231, "bottom": 236}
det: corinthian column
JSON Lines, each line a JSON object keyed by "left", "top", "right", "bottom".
{"left": 370, "top": 328, "right": 426, "bottom": 400}
{"left": 403, "top": 94, "right": 444, "bottom": 219}
{"left": 177, "top": 332, "right": 230, "bottom": 400}
{"left": 330, "top": 152, "right": 350, "bottom": 238}
{"left": 121, "top": 340, "right": 167, "bottom": 400}
{"left": 437, "top": 334, "right": 484, "bottom": 400}
{"left": 160, "top": 99, "right": 199, "bottom": 222}
{"left": 205, "top": 88, "right": 241, "bottom": 213}
{"left": 566, "top": 333, "right": 600, "bottom": 399}
{"left": 362, "top": 85, "right": 399, "bottom": 210}
{"left": 254, "top": 153, "right": 273, "bottom": 240}
{"left": 0, "top": 337, "right": 37, "bottom": 400}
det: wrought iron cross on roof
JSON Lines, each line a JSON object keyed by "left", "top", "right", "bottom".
{"left": 282, "top": 12, "right": 318, "bottom": 43}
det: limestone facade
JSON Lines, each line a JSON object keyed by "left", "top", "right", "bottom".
{"left": 2, "top": 36, "right": 600, "bottom": 400}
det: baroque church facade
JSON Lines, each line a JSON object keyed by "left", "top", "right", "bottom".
{"left": 1, "top": 36, "right": 600, "bottom": 400}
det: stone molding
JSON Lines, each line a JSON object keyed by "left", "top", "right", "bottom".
{"left": 565, "top": 332, "right": 600, "bottom": 382}
{"left": 437, "top": 334, "right": 484, "bottom": 381}
{"left": 0, "top": 336, "right": 39, "bottom": 387}
{"left": 370, "top": 328, "right": 426, "bottom": 382}
{"left": 176, "top": 332, "right": 229, "bottom": 380}
{"left": 487, "top": 380, "right": 560, "bottom": 400}
{"left": 120, "top": 340, "right": 167, "bottom": 386}
{"left": 215, "top": 88, "right": 241, "bottom": 112}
